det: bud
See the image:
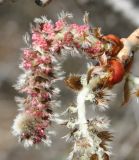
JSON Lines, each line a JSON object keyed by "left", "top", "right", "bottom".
{"left": 108, "top": 59, "right": 125, "bottom": 85}
{"left": 103, "top": 34, "right": 123, "bottom": 56}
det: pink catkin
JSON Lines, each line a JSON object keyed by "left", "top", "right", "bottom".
{"left": 13, "top": 16, "right": 110, "bottom": 146}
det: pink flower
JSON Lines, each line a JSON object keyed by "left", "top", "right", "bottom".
{"left": 50, "top": 40, "right": 63, "bottom": 52}
{"left": 42, "top": 23, "right": 54, "bottom": 34}
{"left": 33, "top": 137, "right": 42, "bottom": 144}
{"left": 41, "top": 56, "right": 52, "bottom": 64}
{"left": 32, "top": 32, "right": 48, "bottom": 50}
{"left": 78, "top": 25, "right": 89, "bottom": 32}
{"left": 37, "top": 103, "right": 46, "bottom": 109}
{"left": 23, "top": 61, "right": 32, "bottom": 70}
{"left": 23, "top": 49, "right": 31, "bottom": 58}
{"left": 31, "top": 99, "right": 38, "bottom": 106}
{"left": 32, "top": 32, "right": 41, "bottom": 41}
{"left": 47, "top": 32, "right": 55, "bottom": 40}
{"left": 45, "top": 67, "right": 52, "bottom": 75}
{"left": 23, "top": 49, "right": 37, "bottom": 60}
{"left": 55, "top": 20, "right": 65, "bottom": 31}
{"left": 85, "top": 41, "right": 103, "bottom": 55}
{"left": 32, "top": 110, "right": 43, "bottom": 117}
{"left": 31, "top": 92, "right": 38, "bottom": 97}
{"left": 34, "top": 56, "right": 44, "bottom": 65}
{"left": 41, "top": 92, "right": 50, "bottom": 99}
{"left": 71, "top": 24, "right": 89, "bottom": 33}
{"left": 70, "top": 23, "right": 79, "bottom": 30}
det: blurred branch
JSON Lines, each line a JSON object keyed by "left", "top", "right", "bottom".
{"left": 35, "top": 0, "right": 52, "bottom": 7}
{"left": 0, "top": 0, "right": 52, "bottom": 6}
{"left": 105, "top": 0, "right": 139, "bottom": 26}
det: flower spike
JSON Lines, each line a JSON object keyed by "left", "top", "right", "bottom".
{"left": 12, "top": 12, "right": 139, "bottom": 160}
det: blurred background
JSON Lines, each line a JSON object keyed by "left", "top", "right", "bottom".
{"left": 0, "top": 0, "right": 139, "bottom": 160}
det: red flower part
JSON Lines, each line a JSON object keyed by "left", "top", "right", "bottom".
{"left": 108, "top": 59, "right": 125, "bottom": 85}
